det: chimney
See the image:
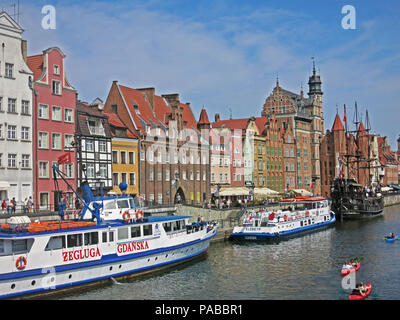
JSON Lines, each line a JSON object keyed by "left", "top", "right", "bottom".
{"left": 137, "top": 87, "right": 155, "bottom": 112}
{"left": 215, "top": 113, "right": 220, "bottom": 122}
{"left": 162, "top": 93, "right": 180, "bottom": 107}
{"left": 21, "top": 40, "right": 27, "bottom": 63}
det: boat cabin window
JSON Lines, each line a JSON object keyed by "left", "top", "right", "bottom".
{"left": 131, "top": 226, "right": 141, "bottom": 238}
{"left": 118, "top": 228, "right": 129, "bottom": 240}
{"left": 45, "top": 236, "right": 66, "bottom": 251}
{"left": 103, "top": 230, "right": 115, "bottom": 242}
{"left": 143, "top": 224, "right": 152, "bottom": 236}
{"left": 130, "top": 198, "right": 140, "bottom": 208}
{"left": 0, "top": 240, "right": 4, "bottom": 255}
{"left": 163, "top": 222, "right": 172, "bottom": 233}
{"left": 104, "top": 201, "right": 116, "bottom": 210}
{"left": 84, "top": 232, "right": 99, "bottom": 246}
{"left": 67, "top": 234, "right": 83, "bottom": 248}
{"left": 117, "top": 199, "right": 130, "bottom": 209}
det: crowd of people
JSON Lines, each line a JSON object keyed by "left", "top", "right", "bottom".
{"left": 1, "top": 197, "right": 34, "bottom": 215}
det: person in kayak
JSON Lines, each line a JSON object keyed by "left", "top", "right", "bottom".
{"left": 351, "top": 283, "right": 370, "bottom": 296}
{"left": 388, "top": 233, "right": 396, "bottom": 239}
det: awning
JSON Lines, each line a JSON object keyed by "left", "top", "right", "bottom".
{"left": 254, "top": 187, "right": 279, "bottom": 196}
{"left": 0, "top": 181, "right": 10, "bottom": 191}
{"left": 291, "top": 189, "right": 312, "bottom": 196}
{"left": 218, "top": 187, "right": 250, "bottom": 196}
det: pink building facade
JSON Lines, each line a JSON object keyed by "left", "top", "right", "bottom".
{"left": 27, "top": 47, "right": 77, "bottom": 211}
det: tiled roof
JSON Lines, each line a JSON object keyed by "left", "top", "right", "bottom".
{"left": 198, "top": 108, "right": 210, "bottom": 125}
{"left": 27, "top": 54, "right": 44, "bottom": 81}
{"left": 331, "top": 114, "right": 345, "bottom": 131}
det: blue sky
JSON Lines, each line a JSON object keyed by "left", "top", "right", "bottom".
{"left": 4, "top": 0, "right": 400, "bottom": 147}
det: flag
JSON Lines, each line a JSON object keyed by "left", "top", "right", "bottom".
{"left": 343, "top": 105, "right": 347, "bottom": 124}
{"left": 58, "top": 152, "right": 72, "bottom": 164}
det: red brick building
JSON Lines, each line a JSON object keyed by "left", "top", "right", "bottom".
{"left": 261, "top": 64, "right": 324, "bottom": 194}
{"left": 103, "top": 81, "right": 210, "bottom": 205}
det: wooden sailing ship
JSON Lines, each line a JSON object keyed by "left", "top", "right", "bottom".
{"left": 330, "top": 103, "right": 384, "bottom": 220}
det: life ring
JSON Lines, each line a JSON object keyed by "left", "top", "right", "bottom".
{"left": 305, "top": 211, "right": 310, "bottom": 217}
{"left": 136, "top": 210, "right": 144, "bottom": 220}
{"left": 123, "top": 211, "right": 131, "bottom": 222}
{"left": 16, "top": 256, "right": 27, "bottom": 270}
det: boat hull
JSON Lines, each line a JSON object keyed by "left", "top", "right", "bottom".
{"left": 230, "top": 215, "right": 336, "bottom": 241}
{"left": 0, "top": 230, "right": 216, "bottom": 299}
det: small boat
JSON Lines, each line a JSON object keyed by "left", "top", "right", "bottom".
{"left": 385, "top": 235, "right": 398, "bottom": 243}
{"left": 349, "top": 282, "right": 372, "bottom": 300}
{"left": 341, "top": 262, "right": 360, "bottom": 276}
{"left": 230, "top": 197, "right": 335, "bottom": 241}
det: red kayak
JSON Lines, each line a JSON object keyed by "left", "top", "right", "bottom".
{"left": 349, "top": 282, "right": 372, "bottom": 300}
{"left": 341, "top": 262, "right": 360, "bottom": 276}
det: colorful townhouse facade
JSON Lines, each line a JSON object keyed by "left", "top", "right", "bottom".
{"left": 104, "top": 111, "right": 139, "bottom": 197}
{"left": 0, "top": 12, "right": 34, "bottom": 206}
{"left": 261, "top": 64, "right": 324, "bottom": 195}
{"left": 75, "top": 100, "right": 113, "bottom": 193}
{"left": 103, "top": 81, "right": 210, "bottom": 206}
{"left": 27, "top": 47, "right": 77, "bottom": 211}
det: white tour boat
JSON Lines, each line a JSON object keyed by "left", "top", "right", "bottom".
{"left": 230, "top": 197, "right": 335, "bottom": 241}
{"left": 0, "top": 167, "right": 218, "bottom": 299}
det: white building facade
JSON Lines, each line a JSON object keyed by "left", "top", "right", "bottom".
{"left": 0, "top": 12, "right": 34, "bottom": 204}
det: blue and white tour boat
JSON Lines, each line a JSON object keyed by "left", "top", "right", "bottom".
{"left": 230, "top": 197, "right": 335, "bottom": 241}
{"left": 0, "top": 166, "right": 218, "bottom": 299}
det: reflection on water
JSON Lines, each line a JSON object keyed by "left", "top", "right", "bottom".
{"left": 58, "top": 204, "right": 400, "bottom": 300}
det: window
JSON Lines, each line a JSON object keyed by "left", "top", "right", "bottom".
{"left": 0, "top": 154, "right": 3, "bottom": 167}
{"left": 39, "top": 104, "right": 49, "bottom": 119}
{"left": 157, "top": 171, "right": 162, "bottom": 181}
{"left": 7, "top": 98, "right": 16, "bottom": 113}
{"left": 45, "top": 236, "right": 65, "bottom": 251}
{"left": 8, "top": 154, "right": 17, "bottom": 168}
{"left": 158, "top": 193, "right": 162, "bottom": 204}
{"left": 38, "top": 193, "right": 49, "bottom": 209}
{"left": 112, "top": 151, "right": 118, "bottom": 163}
{"left": 7, "top": 125, "right": 17, "bottom": 140}
{"left": 67, "top": 234, "right": 83, "bottom": 248}
{"left": 99, "top": 164, "right": 107, "bottom": 178}
{"left": 120, "top": 151, "right": 126, "bottom": 164}
{"left": 113, "top": 173, "right": 119, "bottom": 186}
{"left": 12, "top": 239, "right": 28, "bottom": 253}
{"left": 64, "top": 109, "right": 73, "bottom": 123}
{"left": 64, "top": 134, "right": 74, "bottom": 149}
{"left": 0, "top": 97, "right": 2, "bottom": 112}
{"left": 121, "top": 172, "right": 127, "bottom": 183}
{"left": 131, "top": 226, "right": 141, "bottom": 238}
{"left": 99, "top": 141, "right": 107, "bottom": 152}
{"left": 65, "top": 163, "right": 74, "bottom": 178}
{"left": 143, "top": 225, "right": 152, "bottom": 236}
{"left": 129, "top": 173, "right": 136, "bottom": 186}
{"left": 52, "top": 106, "right": 62, "bottom": 121}
{"left": 5, "top": 63, "right": 13, "bottom": 78}
{"left": 21, "top": 127, "right": 29, "bottom": 140}
{"left": 52, "top": 80, "right": 61, "bottom": 95}
{"left": 118, "top": 228, "right": 129, "bottom": 240}
{"left": 21, "top": 100, "right": 30, "bottom": 114}
{"left": 86, "top": 163, "right": 95, "bottom": 178}
{"left": 86, "top": 140, "right": 94, "bottom": 152}
{"left": 53, "top": 65, "right": 60, "bottom": 75}
{"left": 21, "top": 154, "right": 30, "bottom": 168}
{"left": 129, "top": 152, "right": 135, "bottom": 164}
{"left": 39, "top": 161, "right": 49, "bottom": 178}
{"left": 52, "top": 133, "right": 62, "bottom": 150}
{"left": 165, "top": 170, "right": 170, "bottom": 181}
{"left": 149, "top": 170, "right": 154, "bottom": 181}
{"left": 84, "top": 232, "right": 99, "bottom": 246}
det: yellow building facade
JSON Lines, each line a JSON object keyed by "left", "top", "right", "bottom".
{"left": 110, "top": 137, "right": 139, "bottom": 196}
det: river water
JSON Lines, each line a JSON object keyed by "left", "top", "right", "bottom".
{"left": 57, "top": 204, "right": 400, "bottom": 300}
